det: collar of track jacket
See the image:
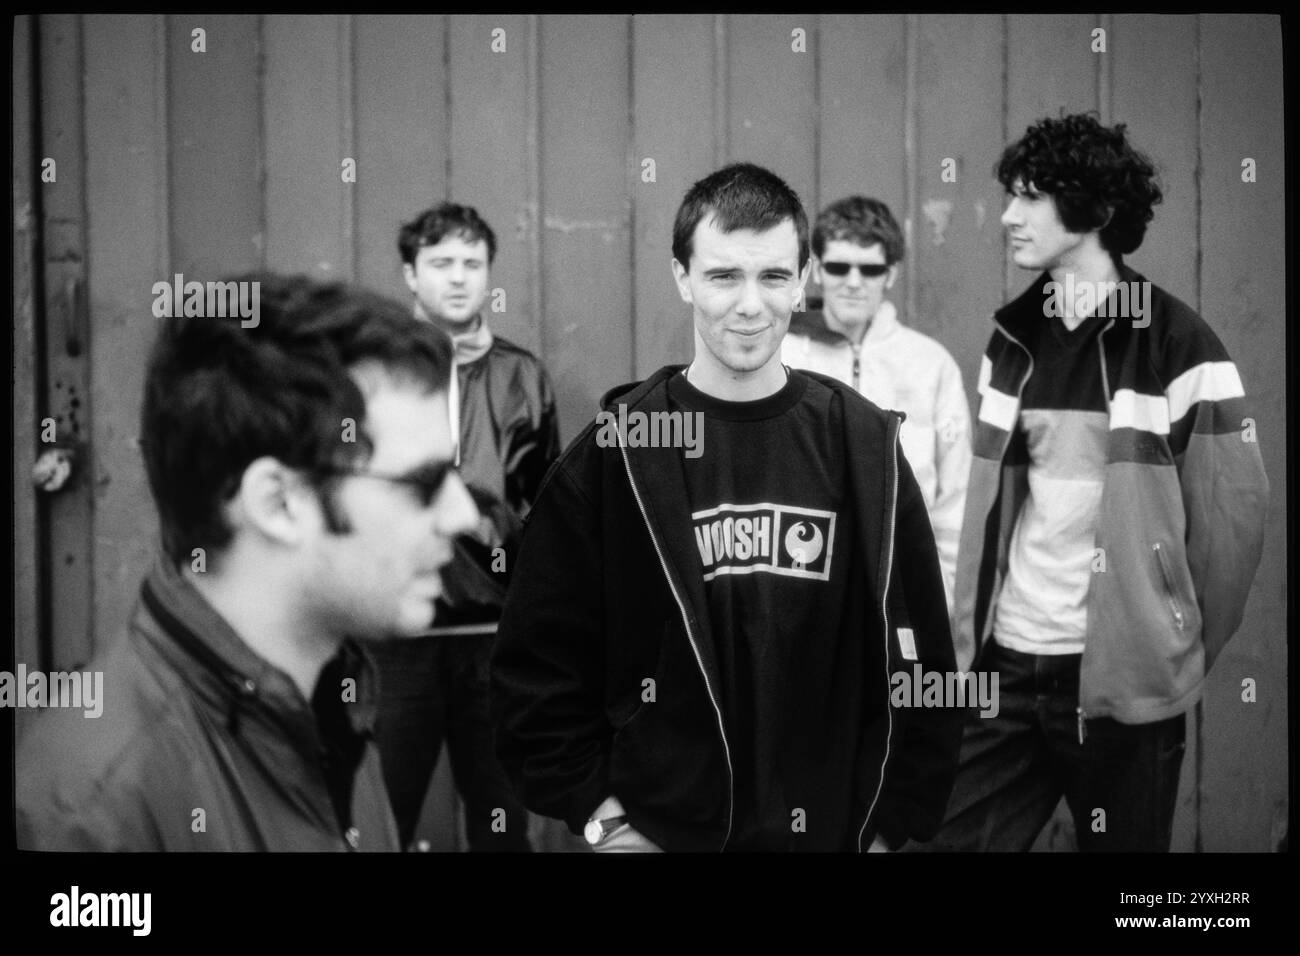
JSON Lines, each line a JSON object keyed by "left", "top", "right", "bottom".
{"left": 788, "top": 298, "right": 901, "bottom": 348}
{"left": 449, "top": 312, "right": 494, "bottom": 366}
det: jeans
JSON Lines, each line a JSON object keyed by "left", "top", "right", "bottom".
{"left": 915, "top": 640, "right": 1186, "bottom": 852}
{"left": 368, "top": 634, "right": 532, "bottom": 852}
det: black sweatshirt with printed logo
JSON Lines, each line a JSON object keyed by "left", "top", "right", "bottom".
{"left": 491, "top": 365, "right": 962, "bottom": 852}
{"left": 666, "top": 370, "right": 865, "bottom": 850}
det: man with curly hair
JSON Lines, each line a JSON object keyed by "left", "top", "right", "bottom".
{"left": 928, "top": 113, "right": 1268, "bottom": 851}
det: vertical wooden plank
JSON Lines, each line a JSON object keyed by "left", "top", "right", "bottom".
{"left": 83, "top": 14, "right": 168, "bottom": 654}
{"left": 913, "top": 14, "right": 1005, "bottom": 416}
{"left": 1004, "top": 15, "right": 1099, "bottom": 299}
{"left": 1005, "top": 15, "right": 1098, "bottom": 145}
{"left": 41, "top": 15, "right": 96, "bottom": 670}
{"left": 356, "top": 15, "right": 447, "bottom": 301}
{"left": 816, "top": 14, "right": 906, "bottom": 316}
{"left": 539, "top": 15, "right": 633, "bottom": 434}
{"left": 13, "top": 15, "right": 42, "bottom": 710}
{"left": 631, "top": 14, "right": 715, "bottom": 378}
{"left": 449, "top": 14, "right": 538, "bottom": 356}
{"left": 1109, "top": 14, "right": 1202, "bottom": 851}
{"left": 1112, "top": 15, "right": 1198, "bottom": 308}
{"left": 356, "top": 15, "right": 459, "bottom": 852}
{"left": 167, "top": 15, "right": 263, "bottom": 278}
{"left": 1197, "top": 13, "right": 1285, "bottom": 852}
{"left": 817, "top": 15, "right": 907, "bottom": 222}
{"left": 726, "top": 15, "right": 817, "bottom": 209}
{"left": 263, "top": 15, "right": 351, "bottom": 279}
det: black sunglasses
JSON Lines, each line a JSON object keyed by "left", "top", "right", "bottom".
{"left": 820, "top": 261, "right": 891, "bottom": 279}
{"left": 319, "top": 461, "right": 459, "bottom": 508}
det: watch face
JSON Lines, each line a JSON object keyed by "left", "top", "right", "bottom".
{"left": 584, "top": 820, "right": 604, "bottom": 845}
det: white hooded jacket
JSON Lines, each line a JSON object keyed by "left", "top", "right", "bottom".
{"left": 782, "top": 299, "right": 971, "bottom": 614}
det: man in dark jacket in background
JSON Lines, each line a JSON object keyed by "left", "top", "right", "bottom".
{"left": 17, "top": 274, "right": 478, "bottom": 850}
{"left": 491, "top": 164, "right": 963, "bottom": 852}
{"left": 369, "top": 202, "right": 560, "bottom": 850}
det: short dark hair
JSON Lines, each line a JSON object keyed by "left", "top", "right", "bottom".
{"left": 995, "top": 112, "right": 1163, "bottom": 258}
{"left": 398, "top": 202, "right": 497, "bottom": 266}
{"left": 812, "top": 196, "right": 905, "bottom": 264}
{"left": 671, "top": 162, "right": 810, "bottom": 271}
{"left": 140, "top": 273, "right": 453, "bottom": 565}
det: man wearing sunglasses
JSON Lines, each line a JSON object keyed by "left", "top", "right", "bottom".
{"left": 17, "top": 274, "right": 479, "bottom": 850}
{"left": 783, "top": 197, "right": 971, "bottom": 616}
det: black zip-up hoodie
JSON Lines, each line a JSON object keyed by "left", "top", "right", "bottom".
{"left": 491, "top": 365, "right": 962, "bottom": 851}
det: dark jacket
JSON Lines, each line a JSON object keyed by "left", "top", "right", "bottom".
{"left": 954, "top": 266, "right": 1269, "bottom": 723}
{"left": 490, "top": 365, "right": 962, "bottom": 852}
{"left": 16, "top": 558, "right": 400, "bottom": 851}
{"left": 436, "top": 329, "right": 561, "bottom": 633}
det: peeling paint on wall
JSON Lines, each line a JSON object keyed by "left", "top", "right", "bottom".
{"left": 922, "top": 198, "right": 954, "bottom": 245}
{"left": 542, "top": 213, "right": 627, "bottom": 235}
{"left": 515, "top": 201, "right": 539, "bottom": 243}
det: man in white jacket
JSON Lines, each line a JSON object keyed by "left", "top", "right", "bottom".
{"left": 782, "top": 196, "right": 971, "bottom": 614}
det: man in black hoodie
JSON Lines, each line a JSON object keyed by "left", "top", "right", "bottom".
{"left": 491, "top": 164, "right": 963, "bottom": 852}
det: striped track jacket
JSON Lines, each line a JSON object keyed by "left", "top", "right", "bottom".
{"left": 952, "top": 265, "right": 1269, "bottom": 724}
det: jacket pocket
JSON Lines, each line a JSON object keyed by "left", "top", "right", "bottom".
{"left": 612, "top": 619, "right": 670, "bottom": 730}
{"left": 1151, "top": 542, "right": 1186, "bottom": 632}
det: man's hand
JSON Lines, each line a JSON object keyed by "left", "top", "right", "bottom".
{"left": 588, "top": 794, "right": 663, "bottom": 853}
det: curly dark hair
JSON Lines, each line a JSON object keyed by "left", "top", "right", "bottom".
{"left": 995, "top": 113, "right": 1163, "bottom": 258}
{"left": 398, "top": 202, "right": 497, "bottom": 265}
{"left": 812, "top": 196, "right": 905, "bottom": 264}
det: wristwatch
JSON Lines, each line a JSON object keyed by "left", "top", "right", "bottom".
{"left": 584, "top": 815, "right": 629, "bottom": 847}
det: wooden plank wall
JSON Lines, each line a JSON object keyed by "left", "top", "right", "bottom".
{"left": 82, "top": 16, "right": 169, "bottom": 659}
{"left": 12, "top": 16, "right": 41, "bottom": 744}
{"left": 37, "top": 16, "right": 95, "bottom": 678}
{"left": 15, "top": 13, "right": 1285, "bottom": 852}
{"left": 1196, "top": 15, "right": 1286, "bottom": 853}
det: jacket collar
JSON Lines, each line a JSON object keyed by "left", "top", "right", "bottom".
{"left": 603, "top": 365, "right": 724, "bottom": 701}
{"left": 137, "top": 557, "right": 379, "bottom": 741}
{"left": 995, "top": 262, "right": 1147, "bottom": 342}
{"left": 786, "top": 300, "right": 901, "bottom": 350}
{"left": 449, "top": 313, "right": 494, "bottom": 366}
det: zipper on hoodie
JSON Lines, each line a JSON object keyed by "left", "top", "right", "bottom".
{"left": 1152, "top": 542, "right": 1186, "bottom": 631}
{"left": 1076, "top": 318, "right": 1118, "bottom": 731}
{"left": 618, "top": 443, "right": 735, "bottom": 851}
{"left": 1096, "top": 319, "right": 1116, "bottom": 415}
{"left": 851, "top": 344, "right": 862, "bottom": 391}
{"left": 858, "top": 413, "right": 902, "bottom": 852}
